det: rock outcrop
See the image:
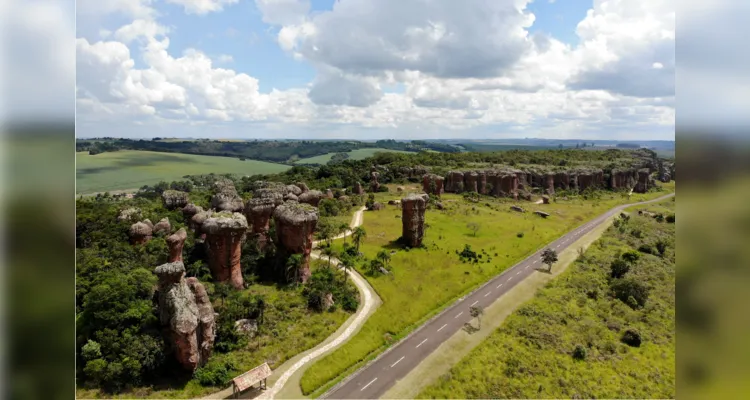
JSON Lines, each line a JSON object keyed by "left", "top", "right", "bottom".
{"left": 155, "top": 261, "right": 215, "bottom": 371}
{"left": 299, "top": 190, "right": 324, "bottom": 207}
{"left": 370, "top": 171, "right": 381, "bottom": 192}
{"left": 166, "top": 228, "right": 188, "bottom": 262}
{"left": 129, "top": 221, "right": 153, "bottom": 245}
{"left": 401, "top": 194, "right": 428, "bottom": 247}
{"left": 370, "top": 202, "right": 385, "bottom": 211}
{"left": 296, "top": 182, "right": 310, "bottom": 193}
{"left": 244, "top": 190, "right": 283, "bottom": 249}
{"left": 162, "top": 190, "right": 189, "bottom": 210}
{"left": 634, "top": 169, "right": 652, "bottom": 193}
{"left": 182, "top": 204, "right": 204, "bottom": 230}
{"left": 465, "top": 171, "right": 479, "bottom": 193}
{"left": 422, "top": 174, "right": 445, "bottom": 196}
{"left": 446, "top": 171, "right": 465, "bottom": 193}
{"left": 611, "top": 169, "right": 638, "bottom": 190}
{"left": 353, "top": 182, "right": 364, "bottom": 195}
{"left": 154, "top": 217, "right": 171, "bottom": 236}
{"left": 286, "top": 184, "right": 302, "bottom": 196}
{"left": 326, "top": 189, "right": 334, "bottom": 199}
{"left": 201, "top": 212, "right": 248, "bottom": 289}
{"left": 542, "top": 195, "right": 550, "bottom": 204}
{"left": 118, "top": 207, "right": 142, "bottom": 222}
{"left": 273, "top": 202, "right": 319, "bottom": 283}
{"left": 211, "top": 179, "right": 244, "bottom": 212}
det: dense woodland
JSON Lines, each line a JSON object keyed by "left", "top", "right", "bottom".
{"left": 75, "top": 138, "right": 461, "bottom": 163}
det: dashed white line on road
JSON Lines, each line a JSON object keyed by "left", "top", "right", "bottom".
{"left": 416, "top": 339, "right": 428, "bottom": 348}
{"left": 471, "top": 300, "right": 478, "bottom": 306}
{"left": 455, "top": 311, "right": 463, "bottom": 319}
{"left": 437, "top": 324, "right": 447, "bottom": 332}
{"left": 516, "top": 271, "right": 522, "bottom": 275}
{"left": 361, "top": 378, "right": 377, "bottom": 391}
{"left": 533, "top": 260, "right": 538, "bottom": 264}
{"left": 484, "top": 292, "right": 491, "bottom": 297}
{"left": 496, "top": 283, "right": 503, "bottom": 289}
{"left": 525, "top": 265, "right": 529, "bottom": 269}
{"left": 391, "top": 356, "right": 404, "bottom": 368}
{"left": 507, "top": 277, "right": 513, "bottom": 282}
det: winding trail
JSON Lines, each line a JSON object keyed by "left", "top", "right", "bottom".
{"left": 203, "top": 207, "right": 381, "bottom": 399}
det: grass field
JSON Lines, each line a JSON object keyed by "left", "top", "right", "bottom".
{"left": 300, "top": 183, "right": 675, "bottom": 395}
{"left": 76, "top": 150, "right": 290, "bottom": 194}
{"left": 294, "top": 148, "right": 413, "bottom": 164}
{"left": 76, "top": 260, "right": 352, "bottom": 399}
{"left": 418, "top": 199, "right": 675, "bottom": 399}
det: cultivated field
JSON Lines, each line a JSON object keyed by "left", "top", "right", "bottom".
{"left": 294, "top": 148, "right": 414, "bottom": 164}
{"left": 300, "top": 183, "right": 676, "bottom": 395}
{"left": 76, "top": 150, "right": 290, "bottom": 194}
{"left": 418, "top": 199, "right": 675, "bottom": 399}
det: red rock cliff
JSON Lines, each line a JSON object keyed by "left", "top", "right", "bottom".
{"left": 401, "top": 193, "right": 428, "bottom": 247}
{"left": 273, "top": 202, "right": 319, "bottom": 283}
{"left": 201, "top": 212, "right": 247, "bottom": 290}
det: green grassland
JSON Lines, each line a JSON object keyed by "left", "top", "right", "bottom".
{"left": 418, "top": 199, "right": 675, "bottom": 399}
{"left": 294, "top": 148, "right": 414, "bottom": 164}
{"left": 300, "top": 183, "right": 675, "bottom": 395}
{"left": 76, "top": 151, "right": 290, "bottom": 194}
{"left": 76, "top": 259, "right": 352, "bottom": 399}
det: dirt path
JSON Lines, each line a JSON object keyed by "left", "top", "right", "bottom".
{"left": 201, "top": 207, "right": 381, "bottom": 400}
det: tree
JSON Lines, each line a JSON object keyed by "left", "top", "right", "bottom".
{"left": 470, "top": 305, "right": 484, "bottom": 329}
{"left": 285, "top": 254, "right": 303, "bottom": 284}
{"left": 339, "top": 222, "right": 350, "bottom": 244}
{"left": 352, "top": 226, "right": 367, "bottom": 253}
{"left": 376, "top": 250, "right": 391, "bottom": 269}
{"left": 214, "top": 282, "right": 232, "bottom": 307}
{"left": 610, "top": 259, "right": 630, "bottom": 278}
{"left": 321, "top": 246, "right": 337, "bottom": 269}
{"left": 339, "top": 254, "right": 354, "bottom": 282}
{"left": 541, "top": 248, "right": 558, "bottom": 272}
{"left": 467, "top": 222, "right": 480, "bottom": 237}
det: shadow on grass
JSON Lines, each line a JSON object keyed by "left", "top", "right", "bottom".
{"left": 462, "top": 323, "right": 480, "bottom": 335}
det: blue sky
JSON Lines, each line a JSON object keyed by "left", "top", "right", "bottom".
{"left": 74, "top": 0, "right": 676, "bottom": 140}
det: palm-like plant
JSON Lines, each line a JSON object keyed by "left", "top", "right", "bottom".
{"left": 339, "top": 222, "right": 350, "bottom": 244}
{"left": 352, "top": 226, "right": 367, "bottom": 253}
{"left": 321, "top": 246, "right": 337, "bottom": 269}
{"left": 376, "top": 250, "right": 391, "bottom": 269}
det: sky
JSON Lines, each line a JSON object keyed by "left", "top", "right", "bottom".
{"left": 67, "top": 0, "right": 677, "bottom": 140}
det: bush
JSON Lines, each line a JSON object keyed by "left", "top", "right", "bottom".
{"left": 194, "top": 360, "right": 235, "bottom": 387}
{"left": 611, "top": 278, "right": 649, "bottom": 309}
{"left": 610, "top": 259, "right": 630, "bottom": 279}
{"left": 622, "top": 251, "right": 640, "bottom": 263}
{"left": 666, "top": 213, "right": 675, "bottom": 223}
{"left": 572, "top": 344, "right": 588, "bottom": 360}
{"left": 621, "top": 328, "right": 642, "bottom": 347}
{"left": 516, "top": 232, "right": 524, "bottom": 238}
{"left": 638, "top": 244, "right": 654, "bottom": 254}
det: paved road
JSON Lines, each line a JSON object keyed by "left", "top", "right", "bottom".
{"left": 322, "top": 193, "right": 675, "bottom": 400}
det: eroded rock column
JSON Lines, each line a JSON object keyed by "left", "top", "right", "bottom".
{"left": 166, "top": 228, "right": 188, "bottom": 262}
{"left": 162, "top": 190, "right": 189, "bottom": 210}
{"left": 273, "top": 202, "right": 319, "bottom": 283}
{"left": 211, "top": 179, "right": 244, "bottom": 212}
{"left": 129, "top": 221, "right": 153, "bottom": 245}
{"left": 201, "top": 212, "right": 248, "bottom": 289}
{"left": 401, "top": 193, "right": 428, "bottom": 247}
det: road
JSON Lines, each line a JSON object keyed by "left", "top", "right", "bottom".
{"left": 322, "top": 193, "right": 675, "bottom": 400}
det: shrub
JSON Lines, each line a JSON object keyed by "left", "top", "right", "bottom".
{"left": 622, "top": 251, "right": 640, "bottom": 263}
{"left": 572, "top": 344, "right": 588, "bottom": 360}
{"left": 517, "top": 232, "right": 524, "bottom": 238}
{"left": 194, "top": 360, "right": 235, "bottom": 387}
{"left": 638, "top": 244, "right": 654, "bottom": 254}
{"left": 666, "top": 213, "right": 675, "bottom": 223}
{"left": 611, "top": 278, "right": 649, "bottom": 309}
{"left": 621, "top": 328, "right": 642, "bottom": 347}
{"left": 610, "top": 259, "right": 630, "bottom": 279}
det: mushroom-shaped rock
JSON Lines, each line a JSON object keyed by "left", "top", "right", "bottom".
{"left": 422, "top": 174, "right": 444, "bottom": 196}
{"left": 143, "top": 219, "right": 154, "bottom": 229}
{"left": 370, "top": 171, "right": 380, "bottom": 192}
{"left": 129, "top": 221, "right": 153, "bottom": 245}
{"left": 182, "top": 203, "right": 203, "bottom": 222}
{"left": 401, "top": 194, "right": 428, "bottom": 247}
{"left": 186, "top": 277, "right": 216, "bottom": 362}
{"left": 191, "top": 210, "right": 212, "bottom": 234}
{"left": 244, "top": 197, "right": 278, "bottom": 249}
{"left": 370, "top": 202, "right": 385, "bottom": 211}
{"left": 154, "top": 217, "right": 171, "bottom": 236}
{"left": 299, "top": 190, "right": 324, "bottom": 207}
{"left": 510, "top": 205, "right": 525, "bottom": 213}
{"left": 542, "top": 195, "right": 550, "bottom": 204}
{"left": 155, "top": 262, "right": 215, "bottom": 371}
{"left": 296, "top": 182, "right": 310, "bottom": 193}
{"left": 162, "top": 190, "right": 189, "bottom": 210}
{"left": 210, "top": 179, "right": 244, "bottom": 212}
{"left": 201, "top": 212, "right": 247, "bottom": 289}
{"left": 118, "top": 207, "right": 142, "bottom": 222}
{"left": 273, "top": 202, "right": 319, "bottom": 283}
{"left": 326, "top": 189, "right": 334, "bottom": 199}
{"left": 166, "top": 228, "right": 188, "bottom": 262}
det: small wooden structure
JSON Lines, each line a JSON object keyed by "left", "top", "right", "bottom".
{"left": 231, "top": 362, "right": 272, "bottom": 398}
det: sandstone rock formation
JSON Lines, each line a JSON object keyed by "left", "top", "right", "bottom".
{"left": 611, "top": 169, "right": 638, "bottom": 190}
{"left": 285, "top": 193, "right": 299, "bottom": 202}
{"left": 465, "top": 171, "right": 479, "bottom": 193}
{"left": 446, "top": 171, "right": 465, "bottom": 193}
{"left": 273, "top": 202, "right": 319, "bottom": 283}
{"left": 370, "top": 171, "right": 381, "bottom": 192}
{"left": 634, "top": 169, "right": 652, "bottom": 193}
{"left": 166, "top": 228, "right": 188, "bottom": 262}
{"left": 510, "top": 205, "right": 525, "bottom": 213}
{"left": 326, "top": 189, "right": 334, "bottom": 199}
{"left": 401, "top": 193, "right": 428, "bottom": 247}
{"left": 182, "top": 204, "right": 204, "bottom": 230}
{"left": 201, "top": 212, "right": 248, "bottom": 289}
{"left": 162, "top": 190, "right": 189, "bottom": 210}
{"left": 299, "top": 190, "right": 324, "bottom": 207}
{"left": 478, "top": 171, "right": 487, "bottom": 194}
{"left": 118, "top": 207, "right": 142, "bottom": 222}
{"left": 211, "top": 179, "right": 244, "bottom": 212}
{"left": 422, "top": 174, "right": 445, "bottom": 196}
{"left": 296, "top": 182, "right": 310, "bottom": 193}
{"left": 155, "top": 261, "right": 215, "bottom": 371}
{"left": 370, "top": 202, "right": 385, "bottom": 211}
{"left": 154, "top": 217, "right": 171, "bottom": 236}
{"left": 534, "top": 211, "right": 550, "bottom": 218}
{"left": 143, "top": 219, "right": 154, "bottom": 230}
{"left": 129, "top": 221, "right": 153, "bottom": 245}
{"left": 287, "top": 184, "right": 302, "bottom": 196}
{"left": 244, "top": 192, "right": 283, "bottom": 250}
{"left": 353, "top": 182, "right": 364, "bottom": 195}
{"left": 542, "top": 195, "right": 550, "bottom": 204}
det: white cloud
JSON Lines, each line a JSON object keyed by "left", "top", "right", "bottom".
{"left": 215, "top": 54, "right": 234, "bottom": 64}
{"left": 254, "top": 0, "right": 310, "bottom": 25}
{"left": 165, "top": 0, "right": 238, "bottom": 15}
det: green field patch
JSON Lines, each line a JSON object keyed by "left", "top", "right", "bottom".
{"left": 300, "top": 184, "right": 675, "bottom": 395}
{"left": 76, "top": 150, "right": 290, "bottom": 194}
{"left": 294, "top": 148, "right": 414, "bottom": 164}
